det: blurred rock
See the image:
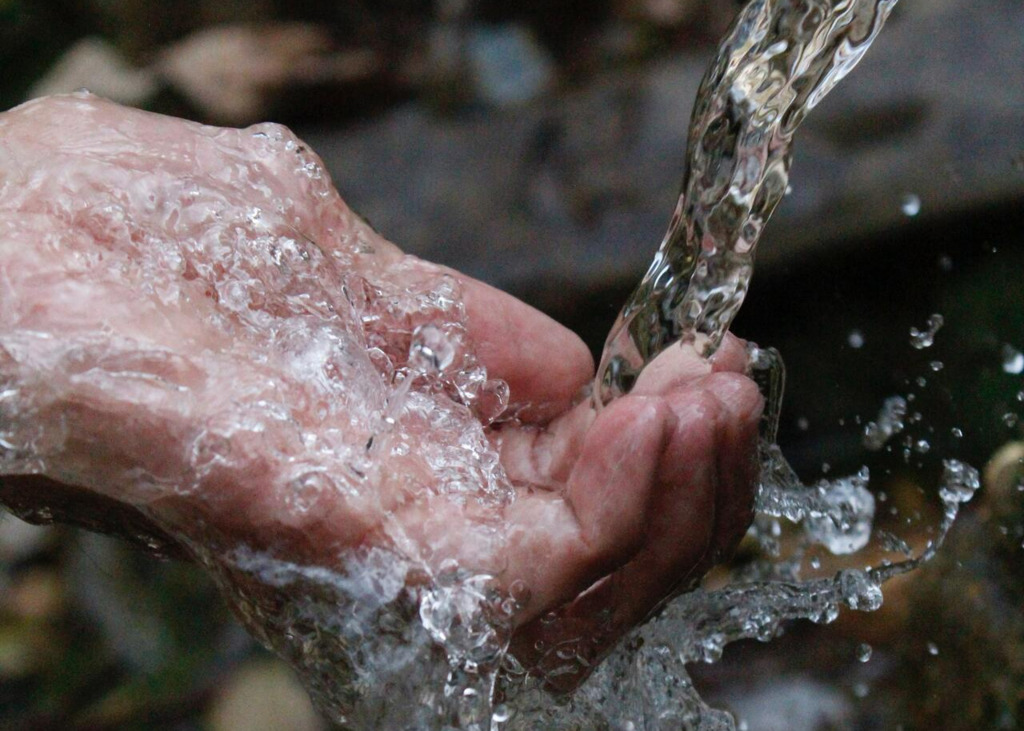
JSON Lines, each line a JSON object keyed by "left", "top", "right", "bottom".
{"left": 298, "top": 0, "right": 1024, "bottom": 305}
{"left": 722, "top": 675, "right": 854, "bottom": 731}
{"left": 157, "top": 23, "right": 377, "bottom": 125}
{"left": 634, "top": 0, "right": 701, "bottom": 27}
{"left": 0, "top": 515, "right": 52, "bottom": 563}
{"left": 208, "top": 660, "right": 327, "bottom": 731}
{"left": 26, "top": 37, "right": 158, "bottom": 106}
{"left": 7, "top": 568, "right": 63, "bottom": 619}
{"left": 984, "top": 441, "right": 1024, "bottom": 517}
{"left": 466, "top": 24, "right": 555, "bottom": 107}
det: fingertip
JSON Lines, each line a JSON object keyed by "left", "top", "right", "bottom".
{"left": 631, "top": 341, "right": 712, "bottom": 396}
{"left": 710, "top": 332, "right": 752, "bottom": 375}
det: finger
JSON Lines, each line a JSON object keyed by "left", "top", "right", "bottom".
{"left": 631, "top": 338, "right": 713, "bottom": 396}
{"left": 501, "top": 395, "right": 674, "bottom": 619}
{"left": 510, "top": 374, "right": 762, "bottom": 689}
{"left": 703, "top": 371, "right": 763, "bottom": 559}
{"left": 455, "top": 271, "right": 595, "bottom": 422}
{"left": 630, "top": 331, "right": 751, "bottom": 397}
{"left": 709, "top": 332, "right": 751, "bottom": 375}
{"left": 496, "top": 399, "right": 595, "bottom": 489}
{"left": 508, "top": 390, "right": 719, "bottom": 688}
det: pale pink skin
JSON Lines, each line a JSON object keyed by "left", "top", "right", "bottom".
{"left": 0, "top": 94, "right": 762, "bottom": 686}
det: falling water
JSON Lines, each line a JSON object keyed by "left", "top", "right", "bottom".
{"left": 596, "top": 0, "right": 898, "bottom": 402}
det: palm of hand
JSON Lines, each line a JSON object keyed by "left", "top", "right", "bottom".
{"left": 0, "top": 94, "right": 762, "bottom": 686}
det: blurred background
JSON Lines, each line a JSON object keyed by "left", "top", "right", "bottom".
{"left": 1, "top": 0, "right": 1022, "bottom": 728}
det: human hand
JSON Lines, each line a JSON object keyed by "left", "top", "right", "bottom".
{"left": 0, "top": 94, "right": 762, "bottom": 691}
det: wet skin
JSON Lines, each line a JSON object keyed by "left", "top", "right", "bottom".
{"left": 0, "top": 94, "right": 762, "bottom": 688}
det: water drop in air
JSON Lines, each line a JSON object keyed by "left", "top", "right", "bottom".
{"left": 1002, "top": 344, "right": 1024, "bottom": 375}
{"left": 909, "top": 314, "right": 944, "bottom": 349}
{"left": 927, "top": 642, "right": 940, "bottom": 656}
{"left": 900, "top": 194, "right": 921, "bottom": 216}
{"left": 856, "top": 643, "right": 873, "bottom": 662}
{"left": 848, "top": 330, "right": 865, "bottom": 348}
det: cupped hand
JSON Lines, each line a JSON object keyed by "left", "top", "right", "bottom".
{"left": 0, "top": 94, "right": 762, "bottom": 688}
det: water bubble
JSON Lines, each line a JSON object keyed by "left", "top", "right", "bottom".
{"left": 900, "top": 193, "right": 921, "bottom": 217}
{"left": 938, "top": 460, "right": 980, "bottom": 505}
{"left": 856, "top": 643, "right": 873, "bottom": 662}
{"left": 1002, "top": 344, "right": 1024, "bottom": 375}
{"left": 409, "top": 324, "right": 456, "bottom": 373}
{"left": 926, "top": 642, "right": 940, "bottom": 656}
{"left": 847, "top": 330, "right": 865, "bottom": 349}
{"left": 837, "top": 569, "right": 883, "bottom": 612}
{"left": 909, "top": 314, "right": 944, "bottom": 349}
{"left": 492, "top": 704, "right": 512, "bottom": 723}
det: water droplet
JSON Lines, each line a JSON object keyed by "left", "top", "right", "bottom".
{"left": 409, "top": 324, "right": 456, "bottom": 373}
{"left": 1003, "top": 412, "right": 1020, "bottom": 429}
{"left": 909, "top": 314, "right": 944, "bottom": 349}
{"left": 1002, "top": 344, "right": 1024, "bottom": 375}
{"left": 797, "top": 417, "right": 810, "bottom": 431}
{"left": 847, "top": 330, "right": 865, "bottom": 348}
{"left": 951, "top": 427, "right": 964, "bottom": 438}
{"left": 929, "top": 361, "right": 944, "bottom": 372}
{"left": 837, "top": 569, "right": 883, "bottom": 612}
{"left": 856, "top": 643, "right": 873, "bottom": 662}
{"left": 863, "top": 396, "right": 907, "bottom": 450}
{"left": 809, "top": 556, "right": 821, "bottom": 570}
{"left": 900, "top": 193, "right": 921, "bottom": 216}
{"left": 927, "top": 641, "right": 939, "bottom": 656}
{"left": 853, "top": 682, "right": 870, "bottom": 699}
{"left": 915, "top": 439, "right": 931, "bottom": 454}
{"left": 938, "top": 460, "right": 980, "bottom": 505}
{"left": 937, "top": 254, "right": 953, "bottom": 271}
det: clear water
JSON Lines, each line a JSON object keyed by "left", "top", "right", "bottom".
{"left": 0, "top": 1, "right": 983, "bottom": 729}
{"left": 596, "top": 0, "right": 899, "bottom": 402}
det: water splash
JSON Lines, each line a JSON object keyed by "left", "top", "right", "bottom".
{"left": 0, "top": 2, "right": 979, "bottom": 728}
{"left": 909, "top": 313, "right": 944, "bottom": 349}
